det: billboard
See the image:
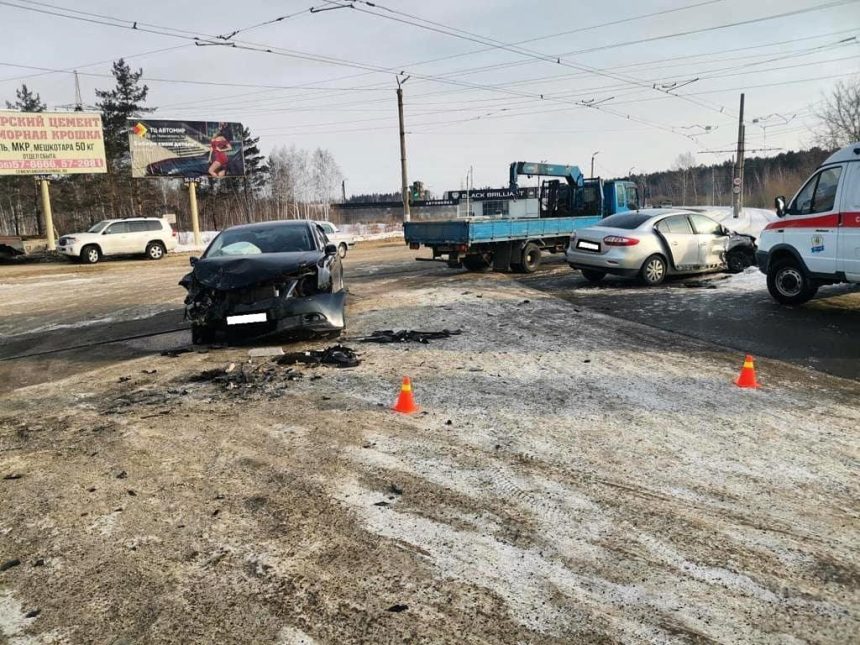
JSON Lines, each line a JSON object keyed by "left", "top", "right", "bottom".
{"left": 128, "top": 119, "right": 245, "bottom": 179}
{"left": 0, "top": 110, "right": 107, "bottom": 176}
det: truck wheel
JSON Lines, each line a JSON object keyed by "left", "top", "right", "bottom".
{"left": 146, "top": 242, "right": 166, "bottom": 260}
{"left": 639, "top": 254, "right": 667, "bottom": 286}
{"left": 338, "top": 243, "right": 348, "bottom": 258}
{"left": 767, "top": 259, "right": 818, "bottom": 305}
{"left": 580, "top": 269, "right": 605, "bottom": 283}
{"left": 462, "top": 255, "right": 492, "bottom": 272}
{"left": 80, "top": 245, "right": 101, "bottom": 264}
{"left": 517, "top": 243, "right": 541, "bottom": 274}
{"left": 726, "top": 250, "right": 746, "bottom": 273}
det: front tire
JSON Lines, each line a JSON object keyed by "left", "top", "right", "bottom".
{"left": 338, "top": 243, "right": 348, "bottom": 258}
{"left": 146, "top": 242, "right": 166, "bottom": 260}
{"left": 726, "top": 251, "right": 746, "bottom": 273}
{"left": 80, "top": 245, "right": 101, "bottom": 264}
{"left": 580, "top": 269, "right": 605, "bottom": 283}
{"left": 191, "top": 324, "right": 216, "bottom": 345}
{"left": 767, "top": 259, "right": 818, "bottom": 305}
{"left": 639, "top": 254, "right": 667, "bottom": 286}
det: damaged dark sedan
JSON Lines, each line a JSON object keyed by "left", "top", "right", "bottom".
{"left": 180, "top": 220, "right": 345, "bottom": 344}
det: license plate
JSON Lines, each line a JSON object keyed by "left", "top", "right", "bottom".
{"left": 226, "top": 312, "right": 267, "bottom": 325}
{"left": 576, "top": 240, "right": 600, "bottom": 251}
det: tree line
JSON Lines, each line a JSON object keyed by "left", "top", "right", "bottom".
{"left": 0, "top": 59, "right": 343, "bottom": 237}
{"left": 640, "top": 147, "right": 833, "bottom": 209}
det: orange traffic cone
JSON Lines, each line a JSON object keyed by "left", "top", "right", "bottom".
{"left": 735, "top": 355, "right": 760, "bottom": 388}
{"left": 392, "top": 376, "right": 420, "bottom": 414}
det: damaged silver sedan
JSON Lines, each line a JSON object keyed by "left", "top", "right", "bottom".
{"left": 180, "top": 220, "right": 345, "bottom": 344}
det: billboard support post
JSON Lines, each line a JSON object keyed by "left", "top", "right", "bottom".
{"left": 188, "top": 180, "right": 201, "bottom": 247}
{"left": 39, "top": 179, "right": 55, "bottom": 250}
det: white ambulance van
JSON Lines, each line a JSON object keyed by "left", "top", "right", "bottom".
{"left": 757, "top": 142, "right": 860, "bottom": 305}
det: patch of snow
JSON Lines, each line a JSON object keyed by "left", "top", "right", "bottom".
{"left": 277, "top": 626, "right": 318, "bottom": 644}
{"left": 0, "top": 590, "right": 62, "bottom": 644}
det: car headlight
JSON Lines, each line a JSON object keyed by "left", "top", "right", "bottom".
{"left": 64, "top": 237, "right": 77, "bottom": 243}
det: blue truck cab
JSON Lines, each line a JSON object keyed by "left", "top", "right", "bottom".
{"left": 404, "top": 161, "right": 640, "bottom": 273}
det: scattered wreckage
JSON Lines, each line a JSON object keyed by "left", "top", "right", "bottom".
{"left": 180, "top": 220, "right": 346, "bottom": 344}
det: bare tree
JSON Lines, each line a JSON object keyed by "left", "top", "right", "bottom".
{"left": 814, "top": 80, "right": 860, "bottom": 148}
{"left": 672, "top": 152, "right": 697, "bottom": 205}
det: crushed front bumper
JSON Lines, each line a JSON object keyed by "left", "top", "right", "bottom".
{"left": 189, "top": 289, "right": 346, "bottom": 338}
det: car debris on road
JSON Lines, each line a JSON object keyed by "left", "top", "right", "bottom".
{"left": 276, "top": 345, "right": 360, "bottom": 368}
{"left": 359, "top": 329, "right": 462, "bottom": 344}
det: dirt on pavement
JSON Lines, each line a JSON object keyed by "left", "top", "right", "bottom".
{"left": 1, "top": 249, "right": 858, "bottom": 643}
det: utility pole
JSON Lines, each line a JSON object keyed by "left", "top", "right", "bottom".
{"left": 396, "top": 75, "right": 411, "bottom": 223}
{"left": 39, "top": 178, "right": 56, "bottom": 250}
{"left": 341, "top": 179, "right": 346, "bottom": 203}
{"left": 733, "top": 93, "right": 745, "bottom": 219}
{"left": 591, "top": 151, "right": 600, "bottom": 178}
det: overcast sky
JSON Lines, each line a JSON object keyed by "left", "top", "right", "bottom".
{"left": 1, "top": 0, "right": 858, "bottom": 194}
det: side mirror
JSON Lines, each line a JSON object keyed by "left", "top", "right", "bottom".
{"left": 324, "top": 243, "right": 338, "bottom": 256}
{"left": 774, "top": 196, "right": 786, "bottom": 218}
{"left": 189, "top": 256, "right": 199, "bottom": 266}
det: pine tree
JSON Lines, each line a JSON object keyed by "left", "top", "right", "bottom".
{"left": 95, "top": 59, "right": 153, "bottom": 165}
{"left": 5, "top": 84, "right": 46, "bottom": 112}
{"left": 241, "top": 126, "right": 269, "bottom": 192}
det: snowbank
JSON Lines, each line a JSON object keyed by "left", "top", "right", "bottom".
{"left": 174, "top": 223, "right": 403, "bottom": 252}
{"left": 685, "top": 206, "right": 776, "bottom": 237}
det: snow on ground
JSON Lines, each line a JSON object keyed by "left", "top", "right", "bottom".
{"left": 686, "top": 206, "right": 776, "bottom": 237}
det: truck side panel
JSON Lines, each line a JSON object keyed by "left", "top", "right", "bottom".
{"left": 404, "top": 216, "right": 603, "bottom": 246}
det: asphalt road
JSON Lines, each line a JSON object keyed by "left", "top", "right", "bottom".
{"left": 519, "top": 256, "right": 860, "bottom": 381}
{"left": 2, "top": 245, "right": 858, "bottom": 394}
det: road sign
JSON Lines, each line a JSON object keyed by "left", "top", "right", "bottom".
{"left": 732, "top": 186, "right": 741, "bottom": 194}
{"left": 733, "top": 177, "right": 742, "bottom": 186}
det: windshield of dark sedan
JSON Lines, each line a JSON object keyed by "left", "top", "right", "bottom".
{"left": 204, "top": 223, "right": 316, "bottom": 257}
{"left": 87, "top": 220, "right": 109, "bottom": 233}
{"left": 598, "top": 213, "right": 653, "bottom": 229}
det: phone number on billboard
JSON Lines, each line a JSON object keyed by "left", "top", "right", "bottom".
{"left": 0, "top": 159, "right": 106, "bottom": 169}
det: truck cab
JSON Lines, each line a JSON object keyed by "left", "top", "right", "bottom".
{"left": 757, "top": 142, "right": 860, "bottom": 305}
{"left": 539, "top": 178, "right": 639, "bottom": 218}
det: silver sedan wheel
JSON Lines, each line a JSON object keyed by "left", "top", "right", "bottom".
{"left": 641, "top": 255, "right": 666, "bottom": 285}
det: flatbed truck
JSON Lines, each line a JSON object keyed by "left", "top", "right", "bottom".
{"left": 405, "top": 161, "right": 639, "bottom": 272}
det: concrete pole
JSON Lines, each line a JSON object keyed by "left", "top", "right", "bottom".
{"left": 733, "top": 93, "right": 745, "bottom": 219}
{"left": 189, "top": 181, "right": 201, "bottom": 247}
{"left": 39, "top": 179, "right": 55, "bottom": 250}
{"left": 396, "top": 81, "right": 411, "bottom": 223}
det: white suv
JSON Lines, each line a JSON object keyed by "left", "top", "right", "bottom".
{"left": 757, "top": 142, "right": 860, "bottom": 305}
{"left": 58, "top": 218, "right": 178, "bottom": 264}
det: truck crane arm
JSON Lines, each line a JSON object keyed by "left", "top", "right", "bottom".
{"left": 508, "top": 162, "right": 584, "bottom": 193}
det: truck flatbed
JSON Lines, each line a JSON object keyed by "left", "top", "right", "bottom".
{"left": 404, "top": 216, "right": 602, "bottom": 246}
{"left": 404, "top": 215, "right": 604, "bottom": 273}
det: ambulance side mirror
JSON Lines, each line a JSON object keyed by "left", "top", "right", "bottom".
{"left": 774, "top": 196, "right": 786, "bottom": 218}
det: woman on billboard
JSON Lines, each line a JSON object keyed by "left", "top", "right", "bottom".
{"left": 208, "top": 123, "right": 233, "bottom": 177}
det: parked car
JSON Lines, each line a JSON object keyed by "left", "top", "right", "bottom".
{"left": 315, "top": 221, "right": 356, "bottom": 258}
{"left": 758, "top": 141, "right": 860, "bottom": 305}
{"left": 58, "top": 217, "right": 177, "bottom": 264}
{"left": 179, "top": 220, "right": 345, "bottom": 344}
{"left": 565, "top": 209, "right": 754, "bottom": 285}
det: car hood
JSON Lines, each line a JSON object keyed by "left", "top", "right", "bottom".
{"left": 184, "top": 251, "right": 322, "bottom": 290}
{"left": 61, "top": 232, "right": 102, "bottom": 241}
